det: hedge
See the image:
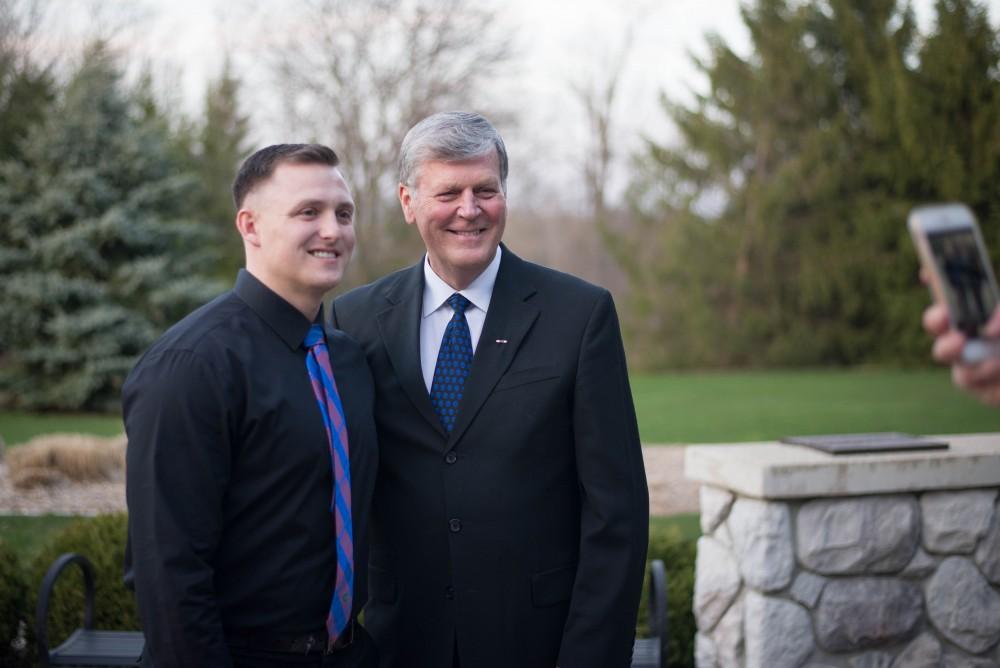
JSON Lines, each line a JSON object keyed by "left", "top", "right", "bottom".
{"left": 11, "top": 514, "right": 138, "bottom": 666}
{"left": 639, "top": 524, "right": 697, "bottom": 667}
{"left": 5, "top": 515, "right": 698, "bottom": 667}
{"left": 0, "top": 539, "right": 29, "bottom": 667}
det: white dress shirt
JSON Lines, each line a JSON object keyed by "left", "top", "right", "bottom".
{"left": 419, "top": 247, "right": 502, "bottom": 392}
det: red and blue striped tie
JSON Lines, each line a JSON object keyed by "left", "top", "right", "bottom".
{"left": 304, "top": 324, "right": 353, "bottom": 648}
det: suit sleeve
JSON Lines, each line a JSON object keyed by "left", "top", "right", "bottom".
{"left": 124, "top": 350, "right": 233, "bottom": 668}
{"left": 559, "top": 291, "right": 650, "bottom": 668}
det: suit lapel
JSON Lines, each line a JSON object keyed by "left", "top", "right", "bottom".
{"left": 375, "top": 262, "right": 447, "bottom": 437}
{"left": 449, "top": 249, "right": 539, "bottom": 447}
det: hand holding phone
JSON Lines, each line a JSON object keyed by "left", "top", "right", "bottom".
{"left": 909, "top": 203, "right": 1000, "bottom": 363}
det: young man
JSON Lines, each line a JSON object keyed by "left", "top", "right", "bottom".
{"left": 331, "top": 112, "right": 649, "bottom": 668}
{"left": 124, "top": 144, "right": 377, "bottom": 667}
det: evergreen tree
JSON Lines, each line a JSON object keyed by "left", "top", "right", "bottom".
{"left": 0, "top": 58, "right": 53, "bottom": 161}
{"left": 0, "top": 44, "right": 225, "bottom": 411}
{"left": 622, "top": 0, "right": 1000, "bottom": 368}
{"left": 0, "top": 0, "right": 54, "bottom": 162}
{"left": 184, "top": 58, "right": 251, "bottom": 281}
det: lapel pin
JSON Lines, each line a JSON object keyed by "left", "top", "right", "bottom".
{"left": 495, "top": 339, "right": 508, "bottom": 344}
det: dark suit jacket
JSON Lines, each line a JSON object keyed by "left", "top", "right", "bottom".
{"left": 331, "top": 247, "right": 649, "bottom": 668}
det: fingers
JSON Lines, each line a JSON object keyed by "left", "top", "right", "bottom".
{"left": 924, "top": 301, "right": 963, "bottom": 364}
{"left": 922, "top": 302, "right": 950, "bottom": 337}
{"left": 925, "top": 301, "right": 1000, "bottom": 408}
{"left": 954, "top": 356, "right": 1000, "bottom": 386}
{"left": 932, "top": 329, "right": 966, "bottom": 364}
{"left": 952, "top": 357, "right": 1000, "bottom": 407}
{"left": 985, "top": 306, "right": 1000, "bottom": 338}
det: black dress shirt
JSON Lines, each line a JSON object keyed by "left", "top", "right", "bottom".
{"left": 124, "top": 270, "right": 377, "bottom": 668}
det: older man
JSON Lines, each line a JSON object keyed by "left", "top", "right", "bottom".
{"left": 331, "top": 112, "right": 649, "bottom": 668}
{"left": 125, "top": 144, "right": 377, "bottom": 667}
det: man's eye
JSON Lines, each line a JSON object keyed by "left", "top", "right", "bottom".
{"left": 436, "top": 192, "right": 458, "bottom": 201}
{"left": 338, "top": 210, "right": 354, "bottom": 221}
{"left": 299, "top": 208, "right": 318, "bottom": 217}
{"left": 477, "top": 189, "right": 498, "bottom": 198}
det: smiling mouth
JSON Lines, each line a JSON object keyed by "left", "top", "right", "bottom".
{"left": 309, "top": 250, "right": 340, "bottom": 258}
{"left": 449, "top": 229, "right": 484, "bottom": 237}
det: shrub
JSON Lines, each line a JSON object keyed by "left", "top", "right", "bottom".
{"left": 7, "top": 433, "right": 126, "bottom": 489}
{"left": 637, "top": 523, "right": 697, "bottom": 668}
{"left": 27, "top": 513, "right": 138, "bottom": 663}
{"left": 0, "top": 539, "right": 30, "bottom": 668}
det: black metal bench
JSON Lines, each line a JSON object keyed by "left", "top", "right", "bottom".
{"left": 36, "top": 553, "right": 144, "bottom": 667}
{"left": 37, "top": 553, "right": 666, "bottom": 668}
{"left": 631, "top": 559, "right": 668, "bottom": 668}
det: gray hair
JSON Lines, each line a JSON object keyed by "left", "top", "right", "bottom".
{"left": 398, "top": 111, "right": 508, "bottom": 191}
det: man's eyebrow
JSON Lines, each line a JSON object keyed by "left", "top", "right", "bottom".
{"left": 289, "top": 198, "right": 323, "bottom": 210}
{"left": 434, "top": 179, "right": 499, "bottom": 192}
{"left": 287, "top": 198, "right": 354, "bottom": 211}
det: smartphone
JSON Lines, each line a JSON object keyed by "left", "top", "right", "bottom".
{"left": 908, "top": 203, "right": 1000, "bottom": 363}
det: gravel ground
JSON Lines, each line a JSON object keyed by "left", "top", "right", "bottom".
{"left": 0, "top": 446, "right": 699, "bottom": 517}
{"left": 642, "top": 446, "right": 700, "bottom": 516}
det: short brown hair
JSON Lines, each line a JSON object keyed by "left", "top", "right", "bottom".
{"left": 232, "top": 144, "right": 340, "bottom": 209}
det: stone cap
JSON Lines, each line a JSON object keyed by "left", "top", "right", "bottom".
{"left": 684, "top": 433, "right": 1000, "bottom": 499}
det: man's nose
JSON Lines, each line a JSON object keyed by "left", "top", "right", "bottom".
{"left": 457, "top": 190, "right": 480, "bottom": 219}
{"left": 318, "top": 212, "right": 340, "bottom": 238}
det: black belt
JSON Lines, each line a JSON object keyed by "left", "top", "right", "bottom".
{"left": 228, "top": 619, "right": 355, "bottom": 655}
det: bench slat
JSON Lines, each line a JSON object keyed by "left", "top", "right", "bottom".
{"left": 49, "top": 629, "right": 145, "bottom": 666}
{"left": 631, "top": 637, "right": 661, "bottom": 668}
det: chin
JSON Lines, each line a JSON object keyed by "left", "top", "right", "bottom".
{"left": 311, "top": 273, "right": 345, "bottom": 294}
{"left": 455, "top": 244, "right": 495, "bottom": 262}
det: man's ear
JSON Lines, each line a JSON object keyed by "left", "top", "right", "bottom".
{"left": 398, "top": 183, "right": 416, "bottom": 225}
{"left": 236, "top": 209, "right": 261, "bottom": 247}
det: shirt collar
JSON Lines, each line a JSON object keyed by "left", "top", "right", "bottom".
{"left": 422, "top": 246, "right": 502, "bottom": 318}
{"left": 234, "top": 269, "right": 318, "bottom": 350}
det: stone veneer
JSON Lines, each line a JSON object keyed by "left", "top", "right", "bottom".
{"left": 685, "top": 433, "right": 1000, "bottom": 668}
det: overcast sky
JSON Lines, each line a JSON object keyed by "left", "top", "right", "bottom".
{"left": 32, "top": 0, "right": 1000, "bottom": 208}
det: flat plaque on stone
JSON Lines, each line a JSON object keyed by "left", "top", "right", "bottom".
{"left": 781, "top": 432, "right": 949, "bottom": 455}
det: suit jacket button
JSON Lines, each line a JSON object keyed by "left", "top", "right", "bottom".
{"left": 445, "top": 585, "right": 455, "bottom": 599}
{"left": 449, "top": 518, "right": 462, "bottom": 533}
{"left": 444, "top": 451, "right": 458, "bottom": 465}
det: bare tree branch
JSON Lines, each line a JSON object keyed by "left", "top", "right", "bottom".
{"left": 570, "top": 23, "right": 634, "bottom": 225}
{"left": 258, "top": 0, "right": 512, "bottom": 284}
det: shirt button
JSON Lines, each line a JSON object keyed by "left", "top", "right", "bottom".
{"left": 449, "top": 518, "right": 462, "bottom": 533}
{"left": 445, "top": 585, "right": 455, "bottom": 599}
{"left": 444, "top": 451, "right": 458, "bottom": 465}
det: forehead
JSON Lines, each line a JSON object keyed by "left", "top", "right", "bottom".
{"left": 252, "top": 162, "right": 353, "bottom": 205}
{"left": 414, "top": 153, "right": 501, "bottom": 188}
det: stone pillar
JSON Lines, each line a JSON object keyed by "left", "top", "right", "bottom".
{"left": 685, "top": 433, "right": 1000, "bottom": 668}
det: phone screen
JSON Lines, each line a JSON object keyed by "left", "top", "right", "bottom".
{"left": 927, "top": 228, "right": 999, "bottom": 337}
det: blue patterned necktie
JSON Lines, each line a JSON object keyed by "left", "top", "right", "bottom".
{"left": 430, "top": 293, "right": 473, "bottom": 433}
{"left": 303, "top": 324, "right": 353, "bottom": 648}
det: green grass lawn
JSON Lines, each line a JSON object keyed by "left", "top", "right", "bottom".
{"left": 0, "top": 515, "right": 77, "bottom": 560}
{"left": 0, "top": 412, "right": 123, "bottom": 446}
{"left": 632, "top": 368, "right": 1000, "bottom": 444}
{"left": 651, "top": 513, "right": 700, "bottom": 540}
{"left": 3, "top": 369, "right": 999, "bottom": 447}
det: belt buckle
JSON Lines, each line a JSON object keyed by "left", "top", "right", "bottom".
{"left": 298, "top": 633, "right": 322, "bottom": 655}
{"left": 326, "top": 619, "right": 355, "bottom": 654}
